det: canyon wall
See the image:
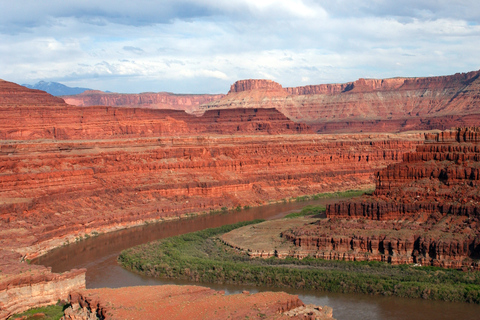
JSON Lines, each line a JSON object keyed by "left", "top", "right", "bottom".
{"left": 282, "top": 127, "right": 480, "bottom": 269}
{"left": 0, "top": 133, "right": 422, "bottom": 259}
{"left": 60, "top": 70, "right": 480, "bottom": 134}
{"left": 201, "top": 70, "right": 480, "bottom": 133}
{"left": 328, "top": 127, "right": 480, "bottom": 220}
{"left": 0, "top": 250, "right": 85, "bottom": 319}
{"left": 62, "top": 90, "right": 223, "bottom": 113}
{"left": 0, "top": 104, "right": 309, "bottom": 141}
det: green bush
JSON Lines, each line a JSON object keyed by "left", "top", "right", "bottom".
{"left": 284, "top": 205, "right": 326, "bottom": 218}
{"left": 10, "top": 302, "right": 68, "bottom": 320}
{"left": 119, "top": 220, "right": 480, "bottom": 304}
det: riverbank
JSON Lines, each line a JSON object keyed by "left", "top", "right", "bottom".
{"left": 5, "top": 193, "right": 358, "bottom": 319}
{"left": 119, "top": 220, "right": 480, "bottom": 304}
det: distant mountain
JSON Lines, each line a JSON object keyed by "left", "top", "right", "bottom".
{"left": 22, "top": 81, "right": 92, "bottom": 96}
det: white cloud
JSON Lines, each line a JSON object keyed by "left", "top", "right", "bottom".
{"left": 0, "top": 1, "right": 479, "bottom": 93}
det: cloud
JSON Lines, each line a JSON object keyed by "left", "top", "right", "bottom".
{"left": 0, "top": 1, "right": 479, "bottom": 93}
{"left": 123, "top": 46, "right": 144, "bottom": 54}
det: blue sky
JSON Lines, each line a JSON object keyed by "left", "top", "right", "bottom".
{"left": 1, "top": 0, "right": 479, "bottom": 93}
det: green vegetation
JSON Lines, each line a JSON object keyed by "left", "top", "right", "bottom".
{"left": 10, "top": 302, "right": 68, "bottom": 320}
{"left": 119, "top": 220, "right": 480, "bottom": 304}
{"left": 295, "top": 189, "right": 373, "bottom": 202}
{"left": 284, "top": 205, "right": 326, "bottom": 218}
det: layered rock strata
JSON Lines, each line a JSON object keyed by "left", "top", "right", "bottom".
{"left": 0, "top": 250, "right": 85, "bottom": 319}
{"left": 282, "top": 128, "right": 480, "bottom": 269}
{"left": 63, "top": 90, "right": 223, "bottom": 113}
{"left": 60, "top": 70, "right": 480, "bottom": 133}
{"left": 201, "top": 70, "right": 480, "bottom": 133}
{"left": 0, "top": 80, "right": 422, "bottom": 317}
{"left": 0, "top": 133, "right": 422, "bottom": 260}
{"left": 0, "top": 105, "right": 309, "bottom": 141}
{"left": 282, "top": 214, "right": 480, "bottom": 269}
{"left": 328, "top": 127, "right": 480, "bottom": 220}
{"left": 62, "top": 285, "right": 334, "bottom": 320}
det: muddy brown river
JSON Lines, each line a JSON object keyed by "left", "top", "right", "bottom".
{"left": 35, "top": 199, "right": 480, "bottom": 320}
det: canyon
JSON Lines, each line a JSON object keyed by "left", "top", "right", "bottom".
{"left": 0, "top": 79, "right": 422, "bottom": 318}
{"left": 63, "top": 70, "right": 480, "bottom": 133}
{"left": 2, "top": 69, "right": 480, "bottom": 318}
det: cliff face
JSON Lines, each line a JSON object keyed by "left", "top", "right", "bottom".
{"left": 62, "top": 90, "right": 223, "bottom": 113}
{"left": 0, "top": 133, "right": 422, "bottom": 260}
{"left": 0, "top": 250, "right": 86, "bottom": 319}
{"left": 328, "top": 127, "right": 480, "bottom": 220}
{"left": 284, "top": 127, "right": 480, "bottom": 269}
{"left": 60, "top": 70, "right": 480, "bottom": 133}
{"left": 202, "top": 70, "right": 480, "bottom": 133}
{"left": 0, "top": 80, "right": 309, "bottom": 141}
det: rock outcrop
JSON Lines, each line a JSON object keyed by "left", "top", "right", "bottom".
{"left": 60, "top": 70, "right": 480, "bottom": 134}
{"left": 0, "top": 250, "right": 85, "bottom": 319}
{"left": 63, "top": 90, "right": 223, "bottom": 113}
{"left": 282, "top": 127, "right": 480, "bottom": 269}
{"left": 62, "top": 285, "right": 334, "bottom": 320}
{"left": 328, "top": 127, "right": 480, "bottom": 220}
{"left": 0, "top": 80, "right": 66, "bottom": 106}
{"left": 0, "top": 98, "right": 309, "bottom": 141}
{"left": 201, "top": 70, "right": 480, "bottom": 133}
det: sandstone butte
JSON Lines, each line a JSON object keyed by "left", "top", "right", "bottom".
{"left": 0, "top": 79, "right": 426, "bottom": 319}
{"left": 277, "top": 127, "right": 480, "bottom": 270}
{"left": 62, "top": 70, "right": 480, "bottom": 133}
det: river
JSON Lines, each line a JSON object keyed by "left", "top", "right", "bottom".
{"left": 34, "top": 198, "right": 480, "bottom": 320}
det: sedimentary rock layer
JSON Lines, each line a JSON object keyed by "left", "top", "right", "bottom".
{"left": 63, "top": 90, "right": 223, "bottom": 113}
{"left": 62, "top": 285, "right": 334, "bottom": 320}
{"left": 0, "top": 80, "right": 66, "bottom": 106}
{"left": 0, "top": 105, "right": 309, "bottom": 141}
{"left": 0, "top": 249, "right": 85, "bottom": 319}
{"left": 0, "top": 133, "right": 422, "bottom": 259}
{"left": 328, "top": 127, "right": 480, "bottom": 220}
{"left": 201, "top": 70, "right": 480, "bottom": 133}
{"left": 278, "top": 128, "right": 480, "bottom": 269}
{"left": 282, "top": 214, "right": 480, "bottom": 269}
{"left": 60, "top": 70, "right": 480, "bottom": 133}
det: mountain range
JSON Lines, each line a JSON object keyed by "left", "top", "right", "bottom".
{"left": 22, "top": 80, "right": 92, "bottom": 96}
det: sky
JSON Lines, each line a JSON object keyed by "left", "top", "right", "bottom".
{"left": 1, "top": 0, "right": 479, "bottom": 94}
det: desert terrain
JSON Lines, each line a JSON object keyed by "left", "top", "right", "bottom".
{"left": 1, "top": 70, "right": 480, "bottom": 319}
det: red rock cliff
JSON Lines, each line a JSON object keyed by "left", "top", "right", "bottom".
{"left": 229, "top": 79, "right": 286, "bottom": 93}
{"left": 0, "top": 81, "right": 423, "bottom": 260}
{"left": 202, "top": 70, "right": 480, "bottom": 133}
{"left": 280, "top": 127, "right": 480, "bottom": 269}
{"left": 63, "top": 90, "right": 223, "bottom": 113}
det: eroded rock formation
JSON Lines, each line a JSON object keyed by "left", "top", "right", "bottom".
{"left": 0, "top": 133, "right": 422, "bottom": 260}
{"left": 282, "top": 128, "right": 480, "bottom": 269}
{"left": 61, "top": 71, "right": 480, "bottom": 133}
{"left": 201, "top": 70, "right": 480, "bottom": 133}
{"left": 63, "top": 90, "right": 223, "bottom": 113}
{"left": 0, "top": 250, "right": 85, "bottom": 319}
